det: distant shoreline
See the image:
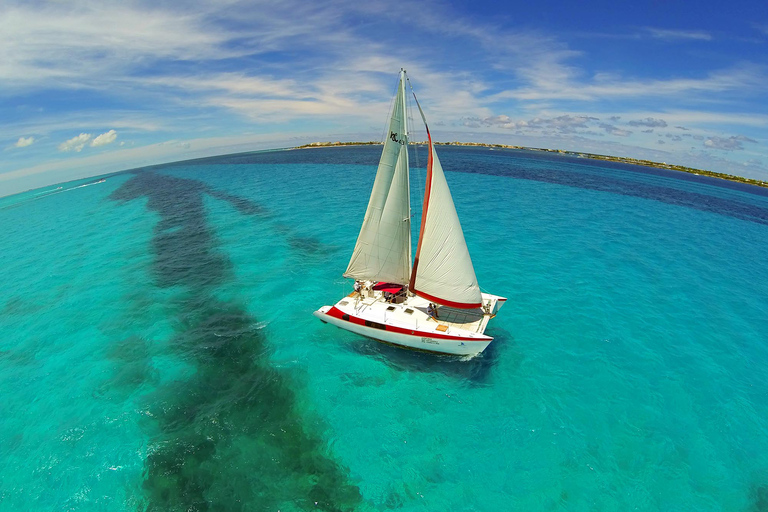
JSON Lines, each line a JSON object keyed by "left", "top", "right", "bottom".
{"left": 294, "top": 141, "right": 768, "bottom": 189}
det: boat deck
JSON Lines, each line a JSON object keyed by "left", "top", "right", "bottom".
{"left": 342, "top": 290, "right": 492, "bottom": 334}
{"left": 316, "top": 287, "right": 505, "bottom": 355}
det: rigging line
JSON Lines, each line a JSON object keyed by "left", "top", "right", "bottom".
{"left": 405, "top": 74, "right": 424, "bottom": 221}
{"left": 406, "top": 76, "right": 421, "bottom": 170}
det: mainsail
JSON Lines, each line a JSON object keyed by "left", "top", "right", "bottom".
{"left": 344, "top": 71, "right": 411, "bottom": 284}
{"left": 409, "top": 97, "right": 483, "bottom": 309}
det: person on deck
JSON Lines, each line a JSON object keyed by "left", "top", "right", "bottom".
{"left": 428, "top": 302, "right": 439, "bottom": 319}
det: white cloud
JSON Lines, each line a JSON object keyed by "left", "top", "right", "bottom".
{"left": 58, "top": 133, "right": 92, "bottom": 152}
{"left": 14, "top": 136, "right": 34, "bottom": 147}
{"left": 90, "top": 129, "right": 117, "bottom": 147}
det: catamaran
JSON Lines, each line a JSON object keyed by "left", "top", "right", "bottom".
{"left": 313, "top": 69, "right": 506, "bottom": 356}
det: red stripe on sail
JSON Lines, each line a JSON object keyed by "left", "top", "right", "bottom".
{"left": 412, "top": 289, "right": 482, "bottom": 310}
{"left": 408, "top": 127, "right": 433, "bottom": 292}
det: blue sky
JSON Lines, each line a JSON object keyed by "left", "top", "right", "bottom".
{"left": 2, "top": 0, "right": 767, "bottom": 196}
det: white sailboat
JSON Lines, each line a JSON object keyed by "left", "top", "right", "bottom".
{"left": 313, "top": 69, "right": 506, "bottom": 356}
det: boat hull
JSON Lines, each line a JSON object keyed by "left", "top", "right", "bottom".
{"left": 313, "top": 299, "right": 495, "bottom": 356}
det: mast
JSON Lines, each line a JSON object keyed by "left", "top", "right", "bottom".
{"left": 402, "top": 70, "right": 412, "bottom": 274}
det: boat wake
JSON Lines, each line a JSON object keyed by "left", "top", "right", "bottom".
{"left": 5, "top": 179, "right": 107, "bottom": 208}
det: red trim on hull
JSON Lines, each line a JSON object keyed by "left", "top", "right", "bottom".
{"left": 325, "top": 306, "right": 489, "bottom": 342}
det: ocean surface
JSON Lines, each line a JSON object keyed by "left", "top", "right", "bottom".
{"left": 1, "top": 145, "right": 767, "bottom": 511}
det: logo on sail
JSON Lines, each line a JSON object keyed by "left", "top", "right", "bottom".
{"left": 390, "top": 131, "right": 405, "bottom": 145}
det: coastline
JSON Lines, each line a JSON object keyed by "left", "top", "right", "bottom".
{"left": 294, "top": 141, "right": 768, "bottom": 189}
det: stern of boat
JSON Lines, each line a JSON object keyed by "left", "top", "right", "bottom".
{"left": 313, "top": 305, "right": 332, "bottom": 323}
{"left": 481, "top": 293, "right": 508, "bottom": 316}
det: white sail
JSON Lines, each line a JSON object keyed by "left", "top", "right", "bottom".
{"left": 344, "top": 71, "right": 411, "bottom": 284}
{"left": 409, "top": 105, "right": 482, "bottom": 309}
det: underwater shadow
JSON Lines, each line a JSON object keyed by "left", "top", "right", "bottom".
{"left": 751, "top": 483, "right": 768, "bottom": 512}
{"left": 345, "top": 331, "right": 504, "bottom": 386}
{"left": 110, "top": 170, "right": 362, "bottom": 511}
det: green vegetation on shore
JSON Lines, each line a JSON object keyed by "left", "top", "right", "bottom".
{"left": 294, "top": 141, "right": 768, "bottom": 189}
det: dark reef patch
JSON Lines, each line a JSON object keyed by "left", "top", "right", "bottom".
{"left": 0, "top": 348, "right": 36, "bottom": 367}
{"left": 110, "top": 173, "right": 235, "bottom": 288}
{"left": 208, "top": 189, "right": 270, "bottom": 217}
{"left": 289, "top": 235, "right": 328, "bottom": 256}
{"left": 751, "top": 483, "right": 768, "bottom": 512}
{"left": 110, "top": 170, "right": 361, "bottom": 511}
{"left": 1, "top": 296, "right": 45, "bottom": 318}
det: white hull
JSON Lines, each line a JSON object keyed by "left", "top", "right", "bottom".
{"left": 314, "top": 290, "right": 505, "bottom": 356}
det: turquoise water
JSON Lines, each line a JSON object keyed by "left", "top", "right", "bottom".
{"left": 1, "top": 146, "right": 767, "bottom": 511}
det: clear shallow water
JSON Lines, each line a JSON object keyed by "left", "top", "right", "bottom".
{"left": 1, "top": 146, "right": 767, "bottom": 511}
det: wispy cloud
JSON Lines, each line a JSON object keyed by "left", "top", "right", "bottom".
{"left": 599, "top": 123, "right": 632, "bottom": 136}
{"left": 14, "top": 136, "right": 34, "bottom": 148}
{"left": 0, "top": 112, "right": 169, "bottom": 144}
{"left": 0, "top": 3, "right": 231, "bottom": 91}
{"left": 704, "top": 135, "right": 757, "bottom": 151}
{"left": 645, "top": 28, "right": 713, "bottom": 41}
{"left": 628, "top": 117, "right": 668, "bottom": 128}
{"left": 493, "top": 64, "right": 766, "bottom": 102}
{"left": 463, "top": 114, "right": 599, "bottom": 134}
{"left": 650, "top": 110, "right": 768, "bottom": 127}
